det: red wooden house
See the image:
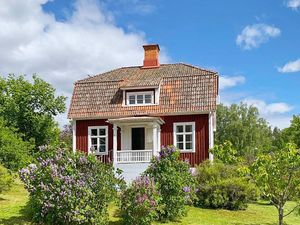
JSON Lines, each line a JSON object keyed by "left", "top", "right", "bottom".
{"left": 68, "top": 44, "right": 219, "bottom": 181}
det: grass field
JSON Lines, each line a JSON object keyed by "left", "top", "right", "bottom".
{"left": 1, "top": 181, "right": 300, "bottom": 225}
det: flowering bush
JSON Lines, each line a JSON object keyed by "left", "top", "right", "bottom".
{"left": 19, "top": 146, "right": 122, "bottom": 225}
{"left": 145, "top": 146, "right": 195, "bottom": 221}
{"left": 121, "top": 176, "right": 160, "bottom": 225}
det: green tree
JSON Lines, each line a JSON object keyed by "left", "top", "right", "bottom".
{"left": 250, "top": 143, "right": 300, "bottom": 225}
{"left": 284, "top": 115, "right": 300, "bottom": 148}
{"left": 0, "top": 117, "right": 33, "bottom": 171}
{"left": 209, "top": 141, "right": 239, "bottom": 164}
{"left": 0, "top": 75, "right": 66, "bottom": 149}
{"left": 216, "top": 103, "right": 272, "bottom": 162}
{"left": 59, "top": 123, "right": 72, "bottom": 150}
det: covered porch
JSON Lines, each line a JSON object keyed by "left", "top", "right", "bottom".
{"left": 107, "top": 117, "right": 164, "bottom": 164}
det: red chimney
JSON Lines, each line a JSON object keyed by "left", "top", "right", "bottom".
{"left": 142, "top": 44, "right": 160, "bottom": 68}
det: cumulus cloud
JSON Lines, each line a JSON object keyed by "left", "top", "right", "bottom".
{"left": 286, "top": 0, "right": 300, "bottom": 10}
{"left": 0, "top": 0, "right": 169, "bottom": 125}
{"left": 278, "top": 59, "right": 300, "bottom": 73}
{"left": 242, "top": 98, "right": 293, "bottom": 115}
{"left": 219, "top": 75, "right": 245, "bottom": 90}
{"left": 236, "top": 23, "right": 281, "bottom": 50}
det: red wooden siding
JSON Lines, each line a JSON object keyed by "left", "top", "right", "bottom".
{"left": 76, "top": 119, "right": 121, "bottom": 163}
{"left": 160, "top": 114, "right": 209, "bottom": 167}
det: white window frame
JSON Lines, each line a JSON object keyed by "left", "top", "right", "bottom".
{"left": 173, "top": 122, "right": 196, "bottom": 153}
{"left": 88, "top": 126, "right": 108, "bottom": 155}
{"left": 126, "top": 91, "right": 154, "bottom": 106}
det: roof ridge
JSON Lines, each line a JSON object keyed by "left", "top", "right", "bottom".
{"left": 177, "top": 62, "right": 218, "bottom": 74}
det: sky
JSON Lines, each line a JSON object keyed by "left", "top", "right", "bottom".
{"left": 0, "top": 0, "right": 299, "bottom": 128}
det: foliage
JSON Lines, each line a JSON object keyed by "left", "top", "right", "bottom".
{"left": 0, "top": 164, "right": 13, "bottom": 194}
{"left": 0, "top": 75, "right": 66, "bottom": 149}
{"left": 145, "top": 146, "right": 195, "bottom": 221}
{"left": 216, "top": 103, "right": 272, "bottom": 163}
{"left": 250, "top": 143, "right": 300, "bottom": 225}
{"left": 120, "top": 176, "right": 160, "bottom": 225}
{"left": 0, "top": 117, "right": 34, "bottom": 171}
{"left": 19, "top": 146, "right": 121, "bottom": 225}
{"left": 59, "top": 123, "right": 73, "bottom": 150}
{"left": 209, "top": 141, "right": 240, "bottom": 164}
{"left": 195, "top": 161, "right": 258, "bottom": 210}
{"left": 283, "top": 115, "right": 300, "bottom": 148}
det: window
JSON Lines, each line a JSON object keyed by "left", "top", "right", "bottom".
{"left": 126, "top": 91, "right": 154, "bottom": 105}
{"left": 173, "top": 122, "right": 195, "bottom": 152}
{"left": 88, "top": 126, "right": 108, "bottom": 155}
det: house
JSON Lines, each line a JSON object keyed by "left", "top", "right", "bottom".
{"left": 68, "top": 44, "right": 219, "bottom": 181}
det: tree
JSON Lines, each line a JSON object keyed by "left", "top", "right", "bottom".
{"left": 250, "top": 143, "right": 300, "bottom": 225}
{"left": 0, "top": 163, "right": 13, "bottom": 194}
{"left": 60, "top": 123, "right": 72, "bottom": 150}
{"left": 0, "top": 117, "right": 33, "bottom": 171}
{"left": 209, "top": 140, "right": 239, "bottom": 164}
{"left": 0, "top": 75, "right": 66, "bottom": 149}
{"left": 284, "top": 115, "right": 300, "bottom": 148}
{"left": 216, "top": 103, "right": 272, "bottom": 162}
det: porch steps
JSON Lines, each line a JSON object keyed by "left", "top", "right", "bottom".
{"left": 115, "top": 163, "right": 150, "bottom": 183}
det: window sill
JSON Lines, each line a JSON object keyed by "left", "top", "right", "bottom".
{"left": 179, "top": 150, "right": 196, "bottom": 153}
{"left": 94, "top": 152, "right": 108, "bottom": 156}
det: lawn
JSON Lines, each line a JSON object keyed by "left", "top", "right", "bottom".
{"left": 1, "top": 182, "right": 300, "bottom": 225}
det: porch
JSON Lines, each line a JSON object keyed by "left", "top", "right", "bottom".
{"left": 107, "top": 116, "right": 164, "bottom": 164}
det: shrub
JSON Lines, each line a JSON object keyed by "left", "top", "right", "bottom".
{"left": 19, "top": 146, "right": 122, "bottom": 225}
{"left": 145, "top": 145, "right": 195, "bottom": 221}
{"left": 121, "top": 176, "right": 160, "bottom": 225}
{"left": 194, "top": 161, "right": 258, "bottom": 210}
{"left": 209, "top": 141, "right": 240, "bottom": 164}
{"left": 0, "top": 118, "right": 34, "bottom": 171}
{"left": 0, "top": 164, "right": 13, "bottom": 194}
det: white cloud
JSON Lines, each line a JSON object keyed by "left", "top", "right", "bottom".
{"left": 219, "top": 75, "right": 245, "bottom": 90}
{"left": 242, "top": 98, "right": 293, "bottom": 115}
{"left": 286, "top": 0, "right": 300, "bottom": 10}
{"left": 0, "top": 0, "right": 170, "bottom": 126}
{"left": 278, "top": 58, "right": 300, "bottom": 73}
{"left": 236, "top": 23, "right": 281, "bottom": 50}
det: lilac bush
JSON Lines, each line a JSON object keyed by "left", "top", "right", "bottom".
{"left": 19, "top": 146, "right": 122, "bottom": 225}
{"left": 121, "top": 176, "right": 160, "bottom": 225}
{"left": 145, "top": 145, "right": 195, "bottom": 221}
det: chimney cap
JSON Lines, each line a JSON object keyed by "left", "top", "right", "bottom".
{"left": 143, "top": 44, "right": 160, "bottom": 51}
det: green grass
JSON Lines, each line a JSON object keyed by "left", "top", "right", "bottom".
{"left": 1, "top": 182, "right": 300, "bottom": 225}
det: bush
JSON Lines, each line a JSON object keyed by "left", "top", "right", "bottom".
{"left": 0, "top": 164, "right": 13, "bottom": 194}
{"left": 145, "top": 146, "right": 195, "bottom": 221}
{"left": 0, "top": 118, "right": 34, "bottom": 171}
{"left": 194, "top": 161, "right": 258, "bottom": 210}
{"left": 121, "top": 176, "right": 160, "bottom": 225}
{"left": 19, "top": 146, "right": 121, "bottom": 225}
{"left": 209, "top": 141, "right": 240, "bottom": 164}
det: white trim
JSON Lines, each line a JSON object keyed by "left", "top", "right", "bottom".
{"left": 126, "top": 91, "right": 155, "bottom": 106}
{"left": 72, "top": 120, "right": 76, "bottom": 153}
{"left": 88, "top": 126, "right": 108, "bottom": 155}
{"left": 173, "top": 122, "right": 196, "bottom": 153}
{"left": 120, "top": 85, "right": 159, "bottom": 90}
{"left": 208, "top": 112, "right": 214, "bottom": 161}
{"left": 113, "top": 124, "right": 118, "bottom": 164}
{"left": 153, "top": 123, "right": 158, "bottom": 156}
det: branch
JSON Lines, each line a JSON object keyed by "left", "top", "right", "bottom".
{"left": 283, "top": 203, "right": 300, "bottom": 218}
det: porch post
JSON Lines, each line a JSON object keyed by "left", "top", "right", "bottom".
{"left": 113, "top": 124, "right": 118, "bottom": 164}
{"left": 153, "top": 123, "right": 158, "bottom": 156}
{"left": 157, "top": 125, "right": 161, "bottom": 153}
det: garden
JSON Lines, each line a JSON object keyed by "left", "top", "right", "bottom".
{"left": 1, "top": 76, "right": 300, "bottom": 225}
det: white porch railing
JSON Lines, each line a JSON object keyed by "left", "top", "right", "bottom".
{"left": 116, "top": 150, "right": 152, "bottom": 163}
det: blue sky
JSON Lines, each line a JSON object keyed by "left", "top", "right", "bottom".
{"left": 1, "top": 0, "right": 299, "bottom": 128}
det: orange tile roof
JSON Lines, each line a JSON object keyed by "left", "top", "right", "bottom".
{"left": 68, "top": 63, "right": 219, "bottom": 119}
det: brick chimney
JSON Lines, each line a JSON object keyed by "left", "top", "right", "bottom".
{"left": 142, "top": 44, "right": 160, "bottom": 68}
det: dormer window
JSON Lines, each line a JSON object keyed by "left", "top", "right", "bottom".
{"left": 126, "top": 91, "right": 154, "bottom": 106}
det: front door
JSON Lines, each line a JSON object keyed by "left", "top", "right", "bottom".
{"left": 131, "top": 127, "right": 145, "bottom": 150}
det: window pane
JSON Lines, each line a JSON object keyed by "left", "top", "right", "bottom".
{"left": 185, "top": 125, "right": 192, "bottom": 132}
{"left": 177, "top": 143, "right": 184, "bottom": 150}
{"left": 100, "top": 137, "right": 106, "bottom": 145}
{"left": 176, "top": 125, "right": 184, "bottom": 133}
{"left": 99, "top": 129, "right": 106, "bottom": 136}
{"left": 145, "top": 94, "right": 152, "bottom": 103}
{"left": 99, "top": 145, "right": 106, "bottom": 152}
{"left": 137, "top": 95, "right": 143, "bottom": 104}
{"left": 91, "top": 145, "right": 97, "bottom": 151}
{"left": 91, "top": 129, "right": 97, "bottom": 136}
{"left": 186, "top": 134, "right": 192, "bottom": 142}
{"left": 177, "top": 134, "right": 183, "bottom": 142}
{"left": 186, "top": 142, "right": 192, "bottom": 150}
{"left": 91, "top": 138, "right": 98, "bottom": 145}
{"left": 129, "top": 95, "right": 135, "bottom": 104}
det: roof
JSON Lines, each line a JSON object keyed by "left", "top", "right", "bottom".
{"left": 68, "top": 63, "right": 219, "bottom": 119}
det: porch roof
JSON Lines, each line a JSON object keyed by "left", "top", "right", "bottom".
{"left": 106, "top": 116, "right": 165, "bottom": 125}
